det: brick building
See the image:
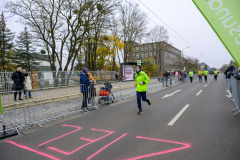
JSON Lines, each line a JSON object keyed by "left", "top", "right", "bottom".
{"left": 126, "top": 41, "right": 181, "bottom": 73}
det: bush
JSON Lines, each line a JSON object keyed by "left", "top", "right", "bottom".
{"left": 43, "top": 80, "right": 50, "bottom": 86}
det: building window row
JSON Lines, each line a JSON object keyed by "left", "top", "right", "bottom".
{"left": 135, "top": 44, "right": 158, "bottom": 51}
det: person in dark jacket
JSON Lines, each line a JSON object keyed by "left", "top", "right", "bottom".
{"left": 226, "top": 66, "right": 235, "bottom": 79}
{"left": 115, "top": 71, "right": 119, "bottom": 82}
{"left": 80, "top": 67, "right": 91, "bottom": 112}
{"left": 11, "top": 68, "right": 25, "bottom": 101}
{"left": 163, "top": 71, "right": 170, "bottom": 87}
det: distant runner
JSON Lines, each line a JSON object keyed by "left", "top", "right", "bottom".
{"left": 198, "top": 70, "right": 203, "bottom": 83}
{"left": 214, "top": 69, "right": 219, "bottom": 81}
{"left": 203, "top": 69, "right": 209, "bottom": 82}
{"left": 189, "top": 70, "right": 194, "bottom": 83}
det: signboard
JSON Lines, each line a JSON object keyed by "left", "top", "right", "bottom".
{"left": 137, "top": 60, "right": 141, "bottom": 66}
{"left": 192, "top": 0, "right": 240, "bottom": 67}
{"left": 124, "top": 65, "right": 134, "bottom": 81}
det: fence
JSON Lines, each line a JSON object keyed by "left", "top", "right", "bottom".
{"left": 0, "top": 74, "right": 198, "bottom": 138}
{"left": 0, "top": 71, "right": 117, "bottom": 92}
{"left": 224, "top": 75, "right": 240, "bottom": 116}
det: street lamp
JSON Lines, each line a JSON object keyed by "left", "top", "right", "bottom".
{"left": 181, "top": 46, "right": 190, "bottom": 70}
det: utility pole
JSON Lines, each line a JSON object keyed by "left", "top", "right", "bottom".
{"left": 181, "top": 46, "right": 190, "bottom": 71}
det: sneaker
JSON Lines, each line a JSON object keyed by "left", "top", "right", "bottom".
{"left": 83, "top": 108, "right": 88, "bottom": 112}
{"left": 29, "top": 96, "right": 32, "bottom": 98}
{"left": 147, "top": 98, "right": 151, "bottom": 105}
{"left": 14, "top": 99, "right": 17, "bottom": 101}
{"left": 137, "top": 111, "right": 143, "bottom": 115}
{"left": 19, "top": 98, "right": 23, "bottom": 100}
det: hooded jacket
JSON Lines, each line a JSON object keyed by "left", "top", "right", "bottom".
{"left": 135, "top": 71, "right": 150, "bottom": 92}
{"left": 80, "top": 72, "right": 91, "bottom": 93}
{"left": 11, "top": 71, "right": 25, "bottom": 90}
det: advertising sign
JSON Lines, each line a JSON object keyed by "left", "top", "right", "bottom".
{"left": 124, "top": 65, "right": 134, "bottom": 81}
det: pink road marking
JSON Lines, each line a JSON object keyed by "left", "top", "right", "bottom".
{"left": 87, "top": 134, "right": 127, "bottom": 160}
{"left": 79, "top": 138, "right": 94, "bottom": 142}
{"left": 48, "top": 128, "right": 114, "bottom": 155}
{"left": 6, "top": 141, "right": 60, "bottom": 160}
{"left": 39, "top": 124, "right": 81, "bottom": 146}
{"left": 125, "top": 136, "right": 191, "bottom": 160}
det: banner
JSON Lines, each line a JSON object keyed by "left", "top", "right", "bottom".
{"left": 192, "top": 0, "right": 240, "bottom": 67}
{"left": 124, "top": 65, "right": 134, "bottom": 81}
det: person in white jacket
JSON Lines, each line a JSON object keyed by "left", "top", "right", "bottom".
{"left": 23, "top": 69, "right": 32, "bottom": 98}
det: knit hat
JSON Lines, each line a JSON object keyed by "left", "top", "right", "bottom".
{"left": 82, "top": 67, "right": 88, "bottom": 74}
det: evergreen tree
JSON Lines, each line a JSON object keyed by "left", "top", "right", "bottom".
{"left": 0, "top": 12, "right": 15, "bottom": 72}
{"left": 13, "top": 27, "right": 40, "bottom": 71}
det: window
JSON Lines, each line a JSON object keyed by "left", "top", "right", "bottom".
{"left": 154, "top": 44, "right": 157, "bottom": 48}
{"left": 154, "top": 51, "right": 157, "bottom": 56}
{"left": 136, "top": 46, "right": 139, "bottom": 51}
{"left": 145, "top": 52, "right": 148, "bottom": 57}
{"left": 145, "top": 45, "right": 148, "bottom": 49}
{"left": 132, "top": 53, "right": 135, "bottom": 58}
{"left": 136, "top": 53, "right": 139, "bottom": 58}
{"left": 127, "top": 53, "right": 129, "bottom": 56}
{"left": 149, "top": 52, "right": 152, "bottom": 57}
{"left": 141, "top": 46, "right": 144, "bottom": 50}
{"left": 142, "top": 53, "right": 144, "bottom": 58}
{"left": 150, "top": 45, "right": 152, "bottom": 49}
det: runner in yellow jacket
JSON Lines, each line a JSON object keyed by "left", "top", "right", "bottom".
{"left": 135, "top": 65, "right": 151, "bottom": 115}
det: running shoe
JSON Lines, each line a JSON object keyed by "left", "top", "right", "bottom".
{"left": 137, "top": 111, "right": 143, "bottom": 115}
{"left": 147, "top": 98, "right": 151, "bottom": 105}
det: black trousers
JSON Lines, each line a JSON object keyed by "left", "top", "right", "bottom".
{"left": 14, "top": 88, "right": 22, "bottom": 100}
{"left": 190, "top": 77, "right": 193, "bottom": 83}
{"left": 204, "top": 76, "right": 207, "bottom": 82}
{"left": 214, "top": 75, "right": 218, "bottom": 80}
{"left": 82, "top": 92, "right": 88, "bottom": 109}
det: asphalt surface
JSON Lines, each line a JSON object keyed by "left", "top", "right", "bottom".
{"left": 0, "top": 74, "right": 240, "bottom": 160}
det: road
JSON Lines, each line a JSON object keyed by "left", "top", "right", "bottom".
{"left": 0, "top": 74, "right": 240, "bottom": 160}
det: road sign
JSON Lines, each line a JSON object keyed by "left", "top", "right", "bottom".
{"left": 137, "top": 60, "right": 141, "bottom": 65}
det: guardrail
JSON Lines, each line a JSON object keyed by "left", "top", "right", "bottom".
{"left": 0, "top": 74, "right": 198, "bottom": 138}
{"left": 224, "top": 75, "right": 240, "bottom": 116}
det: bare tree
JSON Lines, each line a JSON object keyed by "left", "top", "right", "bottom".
{"left": 119, "top": 2, "right": 148, "bottom": 62}
{"left": 5, "top": 0, "right": 116, "bottom": 85}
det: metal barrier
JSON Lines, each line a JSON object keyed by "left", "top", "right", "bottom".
{"left": 0, "top": 74, "right": 198, "bottom": 137}
{"left": 224, "top": 75, "right": 240, "bottom": 116}
{"left": 0, "top": 71, "right": 117, "bottom": 92}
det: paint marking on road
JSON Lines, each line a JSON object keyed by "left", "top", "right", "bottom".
{"left": 161, "top": 90, "right": 182, "bottom": 99}
{"left": 204, "top": 84, "right": 207, "bottom": 87}
{"left": 196, "top": 90, "right": 202, "bottom": 96}
{"left": 208, "top": 78, "right": 214, "bottom": 84}
{"left": 167, "top": 104, "right": 190, "bottom": 126}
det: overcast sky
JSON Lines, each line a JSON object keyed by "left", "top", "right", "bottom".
{"left": 1, "top": 0, "right": 234, "bottom": 69}
{"left": 133, "top": 0, "right": 233, "bottom": 68}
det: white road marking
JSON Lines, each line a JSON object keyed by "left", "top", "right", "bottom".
{"left": 168, "top": 104, "right": 190, "bottom": 126}
{"left": 196, "top": 90, "right": 202, "bottom": 96}
{"left": 161, "top": 90, "right": 182, "bottom": 99}
{"left": 204, "top": 84, "right": 207, "bottom": 87}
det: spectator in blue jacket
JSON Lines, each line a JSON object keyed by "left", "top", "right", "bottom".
{"left": 80, "top": 67, "right": 91, "bottom": 111}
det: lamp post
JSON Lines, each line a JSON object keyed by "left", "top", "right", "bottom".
{"left": 180, "top": 46, "right": 190, "bottom": 70}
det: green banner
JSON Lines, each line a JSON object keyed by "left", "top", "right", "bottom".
{"left": 192, "top": 0, "right": 240, "bottom": 67}
{"left": 0, "top": 94, "right": 3, "bottom": 115}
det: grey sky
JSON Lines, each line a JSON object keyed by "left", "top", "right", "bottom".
{"left": 1, "top": 0, "right": 234, "bottom": 69}
{"left": 134, "top": 0, "right": 233, "bottom": 68}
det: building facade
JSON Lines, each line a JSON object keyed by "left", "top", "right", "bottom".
{"left": 126, "top": 41, "right": 181, "bottom": 72}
